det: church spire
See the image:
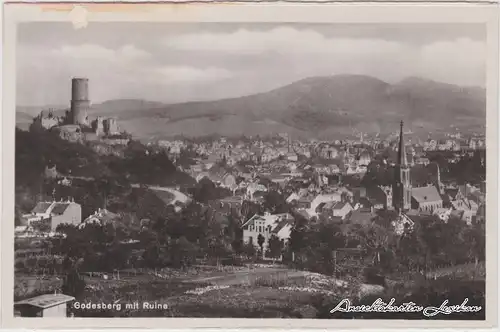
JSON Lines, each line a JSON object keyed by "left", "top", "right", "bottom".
{"left": 397, "top": 120, "right": 407, "bottom": 167}
{"left": 392, "top": 120, "right": 412, "bottom": 212}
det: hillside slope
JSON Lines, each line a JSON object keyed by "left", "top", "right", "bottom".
{"left": 17, "top": 75, "right": 486, "bottom": 139}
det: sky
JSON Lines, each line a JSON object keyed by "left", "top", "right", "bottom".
{"left": 16, "top": 22, "right": 486, "bottom": 106}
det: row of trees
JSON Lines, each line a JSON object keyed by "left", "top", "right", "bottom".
{"left": 284, "top": 210, "right": 485, "bottom": 279}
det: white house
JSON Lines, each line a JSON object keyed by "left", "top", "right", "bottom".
{"left": 24, "top": 199, "right": 82, "bottom": 231}
{"left": 79, "top": 208, "right": 119, "bottom": 228}
{"left": 434, "top": 207, "right": 453, "bottom": 222}
{"left": 241, "top": 213, "right": 295, "bottom": 250}
{"left": 323, "top": 201, "right": 354, "bottom": 220}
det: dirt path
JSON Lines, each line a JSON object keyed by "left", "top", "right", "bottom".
{"left": 186, "top": 267, "right": 308, "bottom": 286}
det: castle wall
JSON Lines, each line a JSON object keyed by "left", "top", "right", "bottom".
{"left": 103, "top": 118, "right": 119, "bottom": 135}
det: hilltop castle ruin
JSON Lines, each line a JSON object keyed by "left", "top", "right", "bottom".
{"left": 31, "top": 78, "right": 122, "bottom": 143}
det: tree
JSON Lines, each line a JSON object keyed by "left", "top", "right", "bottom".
{"left": 464, "top": 222, "right": 485, "bottom": 265}
{"left": 263, "top": 190, "right": 289, "bottom": 214}
{"left": 62, "top": 268, "right": 86, "bottom": 298}
{"left": 142, "top": 242, "right": 163, "bottom": 268}
{"left": 257, "top": 234, "right": 265, "bottom": 257}
{"left": 287, "top": 212, "right": 310, "bottom": 256}
{"left": 169, "top": 236, "right": 199, "bottom": 268}
{"left": 242, "top": 242, "right": 256, "bottom": 259}
{"left": 267, "top": 234, "right": 283, "bottom": 259}
{"left": 191, "top": 178, "right": 230, "bottom": 203}
{"left": 95, "top": 175, "right": 114, "bottom": 210}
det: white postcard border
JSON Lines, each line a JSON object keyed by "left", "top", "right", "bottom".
{"left": 1, "top": 2, "right": 498, "bottom": 329}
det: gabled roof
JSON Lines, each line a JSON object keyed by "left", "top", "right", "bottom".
{"left": 412, "top": 186, "right": 442, "bottom": 204}
{"left": 332, "top": 202, "right": 349, "bottom": 210}
{"left": 316, "top": 202, "right": 327, "bottom": 211}
{"left": 444, "top": 188, "right": 460, "bottom": 200}
{"left": 31, "top": 202, "right": 53, "bottom": 214}
{"left": 271, "top": 219, "right": 291, "bottom": 234}
{"left": 51, "top": 203, "right": 70, "bottom": 215}
{"left": 84, "top": 209, "right": 120, "bottom": 224}
{"left": 242, "top": 213, "right": 294, "bottom": 229}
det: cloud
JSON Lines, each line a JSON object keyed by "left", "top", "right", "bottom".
{"left": 16, "top": 26, "right": 486, "bottom": 106}
{"left": 52, "top": 43, "right": 150, "bottom": 62}
{"left": 156, "top": 66, "right": 232, "bottom": 83}
{"left": 418, "top": 38, "right": 486, "bottom": 86}
{"left": 16, "top": 43, "right": 153, "bottom": 105}
{"left": 165, "top": 27, "right": 485, "bottom": 87}
{"left": 165, "top": 27, "right": 404, "bottom": 56}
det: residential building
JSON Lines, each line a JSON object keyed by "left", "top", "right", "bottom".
{"left": 24, "top": 199, "right": 82, "bottom": 231}
{"left": 321, "top": 201, "right": 353, "bottom": 220}
{"left": 242, "top": 213, "right": 295, "bottom": 250}
{"left": 80, "top": 208, "right": 119, "bottom": 228}
{"left": 434, "top": 207, "right": 453, "bottom": 222}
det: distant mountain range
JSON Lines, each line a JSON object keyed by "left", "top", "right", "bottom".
{"left": 16, "top": 75, "right": 486, "bottom": 140}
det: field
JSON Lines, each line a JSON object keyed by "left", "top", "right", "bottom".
{"left": 18, "top": 262, "right": 484, "bottom": 318}
{"left": 15, "top": 265, "right": 357, "bottom": 318}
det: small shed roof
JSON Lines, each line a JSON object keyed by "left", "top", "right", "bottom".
{"left": 15, "top": 293, "right": 75, "bottom": 309}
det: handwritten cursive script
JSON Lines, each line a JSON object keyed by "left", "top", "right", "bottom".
{"left": 422, "top": 298, "right": 482, "bottom": 317}
{"left": 330, "top": 298, "right": 423, "bottom": 314}
{"left": 330, "top": 298, "right": 482, "bottom": 317}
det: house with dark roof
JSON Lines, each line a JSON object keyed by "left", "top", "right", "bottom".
{"left": 24, "top": 199, "right": 82, "bottom": 231}
{"left": 324, "top": 201, "right": 354, "bottom": 220}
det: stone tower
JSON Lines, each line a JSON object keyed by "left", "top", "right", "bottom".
{"left": 71, "top": 78, "right": 90, "bottom": 126}
{"left": 392, "top": 121, "right": 412, "bottom": 212}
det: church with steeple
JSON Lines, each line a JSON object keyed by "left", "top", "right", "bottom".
{"left": 392, "top": 120, "right": 444, "bottom": 215}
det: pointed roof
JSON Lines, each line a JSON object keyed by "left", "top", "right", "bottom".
{"left": 412, "top": 185, "right": 442, "bottom": 204}
{"left": 397, "top": 120, "right": 407, "bottom": 166}
{"left": 50, "top": 202, "right": 70, "bottom": 215}
{"left": 31, "top": 202, "right": 53, "bottom": 214}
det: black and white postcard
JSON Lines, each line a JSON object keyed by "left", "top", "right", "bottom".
{"left": 1, "top": 2, "right": 498, "bottom": 329}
